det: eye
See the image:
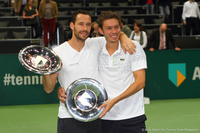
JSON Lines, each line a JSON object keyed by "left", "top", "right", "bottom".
{"left": 115, "top": 25, "right": 120, "bottom": 29}
{"left": 87, "top": 23, "right": 91, "bottom": 27}
{"left": 78, "top": 22, "right": 84, "bottom": 26}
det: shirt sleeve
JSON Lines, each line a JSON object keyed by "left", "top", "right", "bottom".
{"left": 182, "top": 3, "right": 186, "bottom": 21}
{"left": 129, "top": 31, "right": 134, "bottom": 40}
{"left": 130, "top": 41, "right": 147, "bottom": 72}
{"left": 90, "top": 37, "right": 106, "bottom": 50}
{"left": 196, "top": 3, "right": 200, "bottom": 19}
{"left": 141, "top": 31, "right": 147, "bottom": 49}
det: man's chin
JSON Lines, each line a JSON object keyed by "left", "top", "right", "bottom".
{"left": 79, "top": 37, "right": 88, "bottom": 41}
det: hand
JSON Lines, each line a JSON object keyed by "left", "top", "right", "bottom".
{"left": 149, "top": 48, "right": 155, "bottom": 52}
{"left": 57, "top": 87, "right": 67, "bottom": 103}
{"left": 120, "top": 32, "right": 136, "bottom": 54}
{"left": 99, "top": 99, "right": 115, "bottom": 118}
{"left": 29, "top": 15, "right": 34, "bottom": 19}
{"left": 183, "top": 21, "right": 187, "bottom": 25}
{"left": 175, "top": 47, "right": 181, "bottom": 51}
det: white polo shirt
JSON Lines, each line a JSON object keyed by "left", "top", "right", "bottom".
{"left": 98, "top": 41, "right": 147, "bottom": 120}
{"left": 53, "top": 37, "right": 105, "bottom": 118}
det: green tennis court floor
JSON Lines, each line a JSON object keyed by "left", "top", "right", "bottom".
{"left": 0, "top": 98, "right": 199, "bottom": 133}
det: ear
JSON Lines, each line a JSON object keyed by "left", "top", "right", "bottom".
{"left": 98, "top": 27, "right": 104, "bottom": 35}
{"left": 70, "top": 22, "right": 74, "bottom": 31}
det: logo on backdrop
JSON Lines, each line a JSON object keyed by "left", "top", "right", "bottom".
{"left": 168, "top": 63, "right": 186, "bottom": 87}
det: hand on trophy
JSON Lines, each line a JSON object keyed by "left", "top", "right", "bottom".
{"left": 57, "top": 86, "right": 67, "bottom": 103}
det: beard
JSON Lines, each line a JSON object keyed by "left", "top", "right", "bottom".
{"left": 74, "top": 27, "right": 90, "bottom": 42}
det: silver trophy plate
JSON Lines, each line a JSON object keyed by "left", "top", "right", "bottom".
{"left": 65, "top": 78, "right": 108, "bottom": 122}
{"left": 18, "top": 45, "right": 62, "bottom": 74}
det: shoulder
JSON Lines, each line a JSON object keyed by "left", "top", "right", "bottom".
{"left": 51, "top": 1, "right": 57, "bottom": 4}
{"left": 141, "top": 31, "right": 146, "bottom": 35}
{"left": 39, "top": 1, "right": 45, "bottom": 6}
{"left": 128, "top": 41, "right": 146, "bottom": 57}
{"left": 126, "top": 25, "right": 131, "bottom": 30}
{"left": 85, "top": 37, "right": 105, "bottom": 49}
{"left": 184, "top": 1, "right": 189, "bottom": 5}
{"left": 33, "top": 5, "right": 36, "bottom": 9}
{"left": 53, "top": 42, "right": 68, "bottom": 52}
{"left": 133, "top": 40, "right": 140, "bottom": 48}
{"left": 166, "top": 28, "right": 172, "bottom": 33}
{"left": 151, "top": 28, "right": 159, "bottom": 34}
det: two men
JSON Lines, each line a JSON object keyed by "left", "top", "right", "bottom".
{"left": 56, "top": 10, "right": 148, "bottom": 133}
{"left": 42, "top": 10, "right": 135, "bottom": 133}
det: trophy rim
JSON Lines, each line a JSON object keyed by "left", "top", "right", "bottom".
{"left": 65, "top": 78, "right": 108, "bottom": 122}
{"left": 18, "top": 45, "right": 62, "bottom": 75}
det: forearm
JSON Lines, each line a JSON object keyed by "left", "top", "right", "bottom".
{"left": 119, "top": 31, "right": 126, "bottom": 40}
{"left": 112, "top": 70, "right": 145, "bottom": 104}
{"left": 42, "top": 74, "right": 57, "bottom": 93}
{"left": 113, "top": 80, "right": 145, "bottom": 104}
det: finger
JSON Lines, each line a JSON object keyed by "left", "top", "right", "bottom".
{"left": 99, "top": 108, "right": 108, "bottom": 118}
{"left": 99, "top": 103, "right": 106, "bottom": 110}
{"left": 122, "top": 47, "right": 126, "bottom": 54}
{"left": 127, "top": 44, "right": 135, "bottom": 54}
{"left": 131, "top": 42, "right": 136, "bottom": 52}
{"left": 61, "top": 94, "right": 68, "bottom": 98}
{"left": 59, "top": 97, "right": 67, "bottom": 103}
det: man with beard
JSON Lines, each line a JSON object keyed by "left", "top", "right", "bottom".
{"left": 42, "top": 10, "right": 135, "bottom": 133}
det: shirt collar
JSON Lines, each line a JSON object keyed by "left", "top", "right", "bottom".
{"left": 102, "top": 40, "right": 122, "bottom": 55}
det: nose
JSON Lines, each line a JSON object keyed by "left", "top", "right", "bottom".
{"left": 111, "top": 28, "right": 117, "bottom": 34}
{"left": 82, "top": 24, "right": 88, "bottom": 31}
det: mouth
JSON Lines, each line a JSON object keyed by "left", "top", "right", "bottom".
{"left": 111, "top": 35, "right": 118, "bottom": 40}
{"left": 80, "top": 31, "right": 89, "bottom": 37}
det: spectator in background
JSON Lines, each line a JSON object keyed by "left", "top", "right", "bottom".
{"left": 146, "top": 0, "right": 155, "bottom": 14}
{"left": 120, "top": 18, "right": 132, "bottom": 37}
{"left": 90, "top": 21, "right": 102, "bottom": 37}
{"left": 129, "top": 22, "right": 147, "bottom": 49}
{"left": 15, "top": 0, "right": 38, "bottom": 15}
{"left": 182, "top": 0, "right": 200, "bottom": 35}
{"left": 39, "top": 0, "right": 58, "bottom": 47}
{"left": 158, "top": 0, "right": 171, "bottom": 21}
{"left": 23, "top": 0, "right": 40, "bottom": 38}
{"left": 149, "top": 23, "right": 180, "bottom": 52}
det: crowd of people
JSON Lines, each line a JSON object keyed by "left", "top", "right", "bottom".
{"left": 90, "top": 17, "right": 181, "bottom": 51}
{"left": 11, "top": 0, "right": 200, "bottom": 48}
{"left": 15, "top": 0, "right": 58, "bottom": 47}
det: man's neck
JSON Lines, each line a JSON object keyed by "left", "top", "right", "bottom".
{"left": 106, "top": 42, "right": 119, "bottom": 56}
{"left": 68, "top": 38, "right": 85, "bottom": 52}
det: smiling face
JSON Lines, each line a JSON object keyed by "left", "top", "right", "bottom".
{"left": 134, "top": 23, "right": 140, "bottom": 32}
{"left": 70, "top": 13, "right": 91, "bottom": 42}
{"left": 99, "top": 18, "right": 121, "bottom": 44}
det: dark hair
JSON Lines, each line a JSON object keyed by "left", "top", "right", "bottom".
{"left": 134, "top": 21, "right": 144, "bottom": 31}
{"left": 71, "top": 10, "right": 91, "bottom": 24}
{"left": 97, "top": 11, "right": 121, "bottom": 29}
{"left": 121, "top": 18, "right": 126, "bottom": 25}
{"left": 25, "top": 0, "right": 33, "bottom": 11}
